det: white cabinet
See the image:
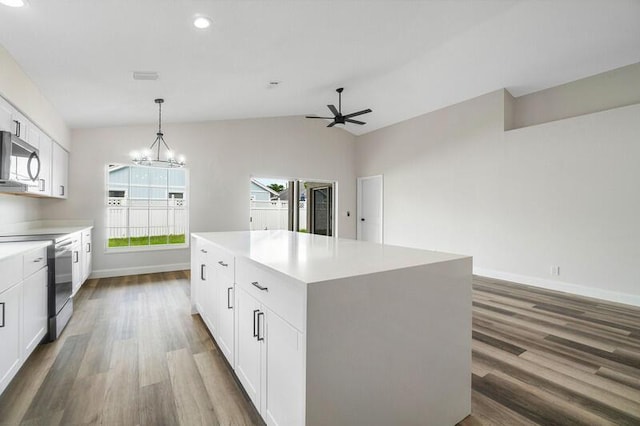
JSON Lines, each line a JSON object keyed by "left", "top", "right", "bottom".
{"left": 81, "top": 228, "right": 92, "bottom": 283}
{"left": 0, "top": 282, "right": 22, "bottom": 396}
{"left": 22, "top": 267, "right": 48, "bottom": 356}
{"left": 217, "top": 267, "right": 235, "bottom": 365}
{"left": 192, "top": 238, "right": 236, "bottom": 365}
{"left": 0, "top": 97, "right": 14, "bottom": 133}
{"left": 235, "top": 287, "right": 263, "bottom": 409}
{"left": 71, "top": 234, "right": 81, "bottom": 296}
{"left": 190, "top": 232, "right": 472, "bottom": 426}
{"left": 235, "top": 287, "right": 304, "bottom": 425}
{"left": 264, "top": 309, "right": 304, "bottom": 426}
{"left": 34, "top": 132, "right": 52, "bottom": 196}
{"left": 0, "top": 243, "right": 49, "bottom": 396}
{"left": 51, "top": 142, "right": 68, "bottom": 199}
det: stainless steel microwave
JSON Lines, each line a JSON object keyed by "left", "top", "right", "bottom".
{"left": 0, "top": 130, "right": 41, "bottom": 192}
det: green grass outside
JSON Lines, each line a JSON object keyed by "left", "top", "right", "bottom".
{"left": 108, "top": 234, "right": 186, "bottom": 248}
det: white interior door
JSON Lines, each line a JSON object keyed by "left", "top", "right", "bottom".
{"left": 357, "top": 175, "right": 383, "bottom": 243}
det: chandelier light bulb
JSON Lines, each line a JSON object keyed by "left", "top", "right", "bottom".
{"left": 166, "top": 150, "right": 174, "bottom": 159}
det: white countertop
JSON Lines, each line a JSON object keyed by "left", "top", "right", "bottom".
{"left": 192, "top": 230, "right": 470, "bottom": 284}
{"left": 0, "top": 241, "right": 51, "bottom": 261}
{"left": 0, "top": 220, "right": 93, "bottom": 240}
{"left": 0, "top": 225, "right": 92, "bottom": 237}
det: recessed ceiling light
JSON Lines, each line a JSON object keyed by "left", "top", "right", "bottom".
{"left": 0, "top": 0, "right": 25, "bottom": 7}
{"left": 193, "top": 16, "right": 212, "bottom": 29}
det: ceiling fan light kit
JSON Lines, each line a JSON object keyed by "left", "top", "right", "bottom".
{"left": 306, "top": 87, "right": 372, "bottom": 127}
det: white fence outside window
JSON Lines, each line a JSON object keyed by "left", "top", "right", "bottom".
{"left": 250, "top": 200, "right": 307, "bottom": 231}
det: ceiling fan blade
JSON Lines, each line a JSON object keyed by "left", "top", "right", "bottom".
{"left": 345, "top": 118, "right": 366, "bottom": 125}
{"left": 343, "top": 108, "right": 372, "bottom": 119}
{"left": 306, "top": 116, "right": 334, "bottom": 119}
{"left": 327, "top": 104, "right": 339, "bottom": 116}
{"left": 327, "top": 121, "right": 337, "bottom": 128}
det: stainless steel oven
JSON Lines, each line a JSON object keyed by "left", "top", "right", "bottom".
{"left": 0, "top": 233, "right": 74, "bottom": 341}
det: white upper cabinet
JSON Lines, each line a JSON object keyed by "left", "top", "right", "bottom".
{"left": 51, "top": 142, "right": 69, "bottom": 199}
{"left": 36, "top": 133, "right": 52, "bottom": 196}
{"left": 0, "top": 98, "right": 13, "bottom": 132}
{"left": 0, "top": 95, "right": 68, "bottom": 199}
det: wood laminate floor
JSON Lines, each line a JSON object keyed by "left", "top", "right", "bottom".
{"left": 0, "top": 272, "right": 639, "bottom": 425}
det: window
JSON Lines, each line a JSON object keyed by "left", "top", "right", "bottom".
{"left": 106, "top": 164, "right": 188, "bottom": 249}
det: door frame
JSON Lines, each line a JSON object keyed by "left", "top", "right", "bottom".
{"left": 356, "top": 175, "right": 383, "bottom": 243}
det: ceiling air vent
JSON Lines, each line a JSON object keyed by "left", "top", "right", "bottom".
{"left": 133, "top": 71, "right": 159, "bottom": 81}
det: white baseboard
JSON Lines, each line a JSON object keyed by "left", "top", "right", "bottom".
{"left": 474, "top": 267, "right": 640, "bottom": 308}
{"left": 90, "top": 263, "right": 190, "bottom": 279}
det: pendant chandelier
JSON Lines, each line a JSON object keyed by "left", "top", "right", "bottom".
{"left": 130, "top": 98, "right": 185, "bottom": 168}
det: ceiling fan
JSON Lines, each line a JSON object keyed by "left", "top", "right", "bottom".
{"left": 306, "top": 88, "right": 372, "bottom": 127}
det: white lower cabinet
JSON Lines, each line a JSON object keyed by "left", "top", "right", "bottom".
{"left": 235, "top": 287, "right": 305, "bottom": 425}
{"left": 217, "top": 273, "right": 235, "bottom": 365}
{"left": 81, "top": 228, "right": 92, "bottom": 283}
{"left": 22, "top": 267, "right": 48, "bottom": 356}
{"left": 192, "top": 236, "right": 304, "bottom": 425}
{"left": 0, "top": 283, "right": 22, "bottom": 395}
{"left": 264, "top": 309, "right": 304, "bottom": 426}
{"left": 0, "top": 244, "right": 49, "bottom": 396}
{"left": 235, "top": 287, "right": 263, "bottom": 409}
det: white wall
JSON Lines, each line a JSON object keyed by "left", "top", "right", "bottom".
{"left": 0, "top": 44, "right": 72, "bottom": 227}
{"left": 41, "top": 116, "right": 356, "bottom": 276}
{"left": 0, "top": 45, "right": 70, "bottom": 148}
{"left": 0, "top": 196, "right": 40, "bottom": 228}
{"left": 355, "top": 90, "right": 640, "bottom": 305}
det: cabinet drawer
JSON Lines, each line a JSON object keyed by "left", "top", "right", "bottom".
{"left": 210, "top": 246, "right": 234, "bottom": 280}
{"left": 23, "top": 247, "right": 47, "bottom": 278}
{"left": 236, "top": 258, "right": 305, "bottom": 332}
{"left": 0, "top": 255, "right": 22, "bottom": 294}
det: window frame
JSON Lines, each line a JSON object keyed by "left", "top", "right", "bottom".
{"left": 104, "top": 163, "right": 190, "bottom": 254}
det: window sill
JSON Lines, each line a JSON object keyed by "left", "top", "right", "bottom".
{"left": 104, "top": 243, "right": 189, "bottom": 254}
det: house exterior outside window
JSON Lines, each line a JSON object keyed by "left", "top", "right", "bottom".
{"left": 106, "top": 164, "right": 188, "bottom": 250}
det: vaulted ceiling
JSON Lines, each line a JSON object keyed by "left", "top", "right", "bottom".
{"left": 0, "top": 0, "right": 638, "bottom": 134}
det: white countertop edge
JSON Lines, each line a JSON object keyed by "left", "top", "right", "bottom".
{"left": 191, "top": 231, "right": 471, "bottom": 284}
{"left": 0, "top": 240, "right": 52, "bottom": 261}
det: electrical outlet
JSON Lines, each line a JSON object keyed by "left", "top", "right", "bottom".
{"left": 550, "top": 266, "right": 560, "bottom": 276}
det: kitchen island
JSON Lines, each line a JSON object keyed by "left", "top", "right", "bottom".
{"left": 191, "top": 230, "right": 472, "bottom": 426}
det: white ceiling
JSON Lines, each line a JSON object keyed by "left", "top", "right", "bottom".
{"left": 0, "top": 1, "right": 638, "bottom": 135}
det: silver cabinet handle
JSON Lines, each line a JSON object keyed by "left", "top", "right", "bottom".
{"left": 253, "top": 309, "right": 259, "bottom": 337}
{"left": 218, "top": 260, "right": 228, "bottom": 267}
{"left": 200, "top": 249, "right": 208, "bottom": 253}
{"left": 200, "top": 264, "right": 206, "bottom": 280}
{"left": 60, "top": 185, "right": 65, "bottom": 196}
{"left": 87, "top": 242, "right": 91, "bottom": 253}
{"left": 39, "top": 179, "right": 45, "bottom": 191}
{"left": 73, "top": 251, "right": 79, "bottom": 263}
{"left": 0, "top": 302, "right": 5, "bottom": 328}
{"left": 257, "top": 311, "right": 265, "bottom": 341}
{"left": 227, "top": 287, "right": 233, "bottom": 309}
{"left": 33, "top": 257, "right": 43, "bottom": 263}
{"left": 251, "top": 281, "right": 268, "bottom": 292}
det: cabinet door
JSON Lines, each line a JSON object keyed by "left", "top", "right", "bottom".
{"left": 0, "top": 97, "right": 13, "bottom": 132}
{"left": 22, "top": 267, "right": 48, "bottom": 357}
{"left": 51, "top": 142, "right": 68, "bottom": 198}
{"left": 217, "top": 277, "right": 234, "bottom": 366}
{"left": 81, "top": 229, "right": 92, "bottom": 283}
{"left": 235, "top": 287, "right": 262, "bottom": 410}
{"left": 37, "top": 133, "right": 52, "bottom": 196}
{"left": 71, "top": 243, "right": 81, "bottom": 296}
{"left": 193, "top": 242, "right": 208, "bottom": 317}
{"left": 203, "top": 255, "right": 219, "bottom": 337}
{"left": 26, "top": 126, "right": 41, "bottom": 195}
{"left": 264, "top": 310, "right": 304, "bottom": 426}
{"left": 0, "top": 283, "right": 22, "bottom": 396}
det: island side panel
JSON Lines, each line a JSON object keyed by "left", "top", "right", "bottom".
{"left": 305, "top": 257, "right": 472, "bottom": 426}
